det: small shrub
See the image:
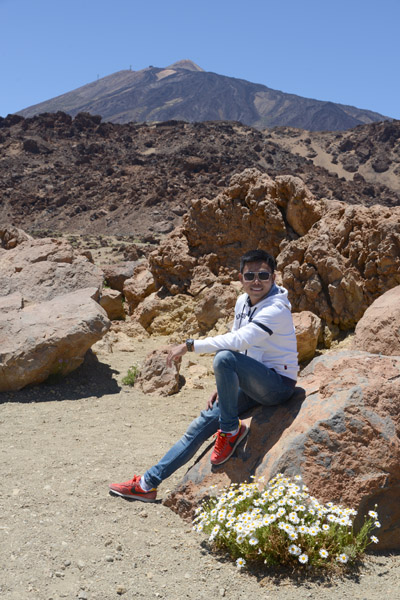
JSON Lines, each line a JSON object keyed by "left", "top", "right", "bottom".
{"left": 193, "top": 473, "right": 380, "bottom": 572}
{"left": 122, "top": 365, "right": 139, "bottom": 386}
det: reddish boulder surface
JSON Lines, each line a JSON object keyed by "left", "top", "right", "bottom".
{"left": 136, "top": 348, "right": 181, "bottom": 396}
{"left": 279, "top": 203, "right": 400, "bottom": 329}
{"left": 0, "top": 288, "right": 110, "bottom": 391}
{"left": 99, "top": 289, "right": 125, "bottom": 321}
{"left": 149, "top": 168, "right": 322, "bottom": 294}
{"left": 352, "top": 285, "right": 400, "bottom": 356}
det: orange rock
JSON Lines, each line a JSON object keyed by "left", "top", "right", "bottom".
{"left": 279, "top": 203, "right": 400, "bottom": 329}
{"left": 136, "top": 348, "right": 180, "bottom": 396}
{"left": 123, "top": 263, "right": 158, "bottom": 313}
{"left": 293, "top": 311, "right": 322, "bottom": 362}
{"left": 352, "top": 285, "right": 400, "bottom": 355}
{"left": 99, "top": 289, "right": 125, "bottom": 320}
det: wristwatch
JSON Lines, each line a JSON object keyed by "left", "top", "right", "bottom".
{"left": 185, "top": 338, "right": 195, "bottom": 352}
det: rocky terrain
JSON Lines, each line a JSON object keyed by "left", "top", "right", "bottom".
{"left": 1, "top": 205, "right": 400, "bottom": 599}
{"left": 2, "top": 334, "right": 400, "bottom": 600}
{"left": 268, "top": 120, "right": 400, "bottom": 194}
{"left": 16, "top": 60, "right": 388, "bottom": 131}
{"left": 0, "top": 113, "right": 399, "bottom": 243}
{"left": 1, "top": 99, "right": 400, "bottom": 599}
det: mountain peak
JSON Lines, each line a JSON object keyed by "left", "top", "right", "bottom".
{"left": 166, "top": 59, "right": 204, "bottom": 72}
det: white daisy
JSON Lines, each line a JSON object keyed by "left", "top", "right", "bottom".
{"left": 298, "top": 553, "right": 308, "bottom": 564}
{"left": 249, "top": 537, "right": 258, "bottom": 546}
{"left": 370, "top": 535, "right": 379, "bottom": 544}
{"left": 288, "top": 544, "right": 301, "bottom": 556}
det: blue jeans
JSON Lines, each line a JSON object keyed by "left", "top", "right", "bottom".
{"left": 144, "top": 350, "right": 296, "bottom": 489}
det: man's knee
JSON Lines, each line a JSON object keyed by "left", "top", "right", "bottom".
{"left": 213, "top": 350, "right": 236, "bottom": 371}
{"left": 184, "top": 408, "right": 219, "bottom": 441}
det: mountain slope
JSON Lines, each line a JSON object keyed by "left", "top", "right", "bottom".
{"left": 17, "top": 60, "right": 389, "bottom": 132}
{"left": 1, "top": 112, "right": 398, "bottom": 241}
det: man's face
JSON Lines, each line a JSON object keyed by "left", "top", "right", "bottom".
{"left": 239, "top": 261, "right": 275, "bottom": 305}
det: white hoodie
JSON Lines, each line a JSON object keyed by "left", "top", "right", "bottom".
{"left": 194, "top": 284, "right": 299, "bottom": 381}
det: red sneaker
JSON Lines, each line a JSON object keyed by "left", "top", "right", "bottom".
{"left": 210, "top": 421, "right": 249, "bottom": 466}
{"left": 109, "top": 475, "right": 157, "bottom": 502}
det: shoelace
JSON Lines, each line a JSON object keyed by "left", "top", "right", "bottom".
{"left": 129, "top": 475, "right": 141, "bottom": 486}
{"left": 213, "top": 430, "right": 231, "bottom": 455}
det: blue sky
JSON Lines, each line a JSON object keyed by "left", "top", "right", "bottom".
{"left": 1, "top": 0, "right": 399, "bottom": 120}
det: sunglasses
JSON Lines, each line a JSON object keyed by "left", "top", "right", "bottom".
{"left": 243, "top": 271, "right": 272, "bottom": 281}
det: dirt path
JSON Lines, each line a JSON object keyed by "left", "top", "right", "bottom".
{"left": 1, "top": 337, "right": 399, "bottom": 600}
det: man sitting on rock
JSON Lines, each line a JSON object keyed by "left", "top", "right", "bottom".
{"left": 109, "top": 249, "right": 298, "bottom": 502}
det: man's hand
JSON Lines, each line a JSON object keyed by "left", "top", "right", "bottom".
{"left": 166, "top": 343, "right": 187, "bottom": 368}
{"left": 206, "top": 390, "right": 218, "bottom": 410}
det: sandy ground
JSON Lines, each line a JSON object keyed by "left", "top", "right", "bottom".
{"left": 1, "top": 333, "right": 400, "bottom": 600}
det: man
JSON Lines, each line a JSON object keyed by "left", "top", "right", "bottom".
{"left": 109, "top": 249, "right": 298, "bottom": 502}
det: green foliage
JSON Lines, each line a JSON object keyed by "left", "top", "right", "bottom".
{"left": 193, "top": 474, "right": 380, "bottom": 572}
{"left": 122, "top": 364, "right": 139, "bottom": 386}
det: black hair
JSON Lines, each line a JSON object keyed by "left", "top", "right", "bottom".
{"left": 239, "top": 249, "right": 276, "bottom": 273}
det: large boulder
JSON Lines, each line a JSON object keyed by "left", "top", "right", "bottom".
{"left": 352, "top": 285, "right": 400, "bottom": 355}
{"left": 135, "top": 292, "right": 197, "bottom": 336}
{"left": 193, "top": 284, "right": 237, "bottom": 332}
{"left": 164, "top": 350, "right": 400, "bottom": 551}
{"left": 278, "top": 203, "right": 400, "bottom": 329}
{"left": 133, "top": 283, "right": 239, "bottom": 338}
{"left": 0, "top": 288, "right": 110, "bottom": 391}
{"left": 0, "top": 236, "right": 104, "bottom": 304}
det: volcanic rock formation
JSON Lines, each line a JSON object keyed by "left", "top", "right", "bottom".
{"left": 138, "top": 169, "right": 400, "bottom": 336}
{"left": 1, "top": 113, "right": 399, "bottom": 240}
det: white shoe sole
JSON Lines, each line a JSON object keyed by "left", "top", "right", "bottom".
{"left": 109, "top": 488, "right": 157, "bottom": 502}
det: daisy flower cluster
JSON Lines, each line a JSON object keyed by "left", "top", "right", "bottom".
{"left": 193, "top": 473, "right": 380, "bottom": 572}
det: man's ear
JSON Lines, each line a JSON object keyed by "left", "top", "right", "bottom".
{"left": 238, "top": 273, "right": 243, "bottom": 284}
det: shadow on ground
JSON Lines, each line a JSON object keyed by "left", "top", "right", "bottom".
{"left": 0, "top": 351, "right": 121, "bottom": 403}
